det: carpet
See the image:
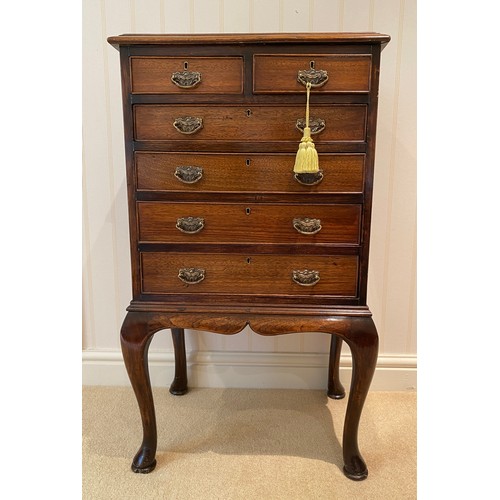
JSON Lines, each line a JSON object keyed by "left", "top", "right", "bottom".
{"left": 83, "top": 386, "right": 416, "bottom": 499}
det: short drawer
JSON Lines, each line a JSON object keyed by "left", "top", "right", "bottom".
{"left": 137, "top": 202, "right": 361, "bottom": 245}
{"left": 130, "top": 57, "right": 244, "bottom": 94}
{"left": 253, "top": 54, "right": 371, "bottom": 93}
{"left": 141, "top": 252, "right": 358, "bottom": 297}
{"left": 136, "top": 152, "right": 365, "bottom": 194}
{"left": 133, "top": 104, "right": 367, "bottom": 142}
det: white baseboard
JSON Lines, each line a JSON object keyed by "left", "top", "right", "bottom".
{"left": 82, "top": 349, "right": 416, "bottom": 391}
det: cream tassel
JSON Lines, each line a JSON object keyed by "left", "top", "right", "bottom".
{"left": 294, "top": 82, "right": 319, "bottom": 174}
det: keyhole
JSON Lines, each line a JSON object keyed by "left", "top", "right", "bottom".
{"left": 246, "top": 207, "right": 251, "bottom": 215}
{"left": 310, "top": 60, "right": 315, "bottom": 69}
{"left": 246, "top": 159, "right": 251, "bottom": 167}
{"left": 246, "top": 257, "right": 251, "bottom": 264}
{"left": 184, "top": 61, "right": 189, "bottom": 70}
{"left": 246, "top": 109, "right": 252, "bottom": 117}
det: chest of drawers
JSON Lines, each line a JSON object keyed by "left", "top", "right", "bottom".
{"left": 108, "top": 32, "right": 390, "bottom": 481}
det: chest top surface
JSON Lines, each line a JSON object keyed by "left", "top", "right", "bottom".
{"left": 108, "top": 32, "right": 390, "bottom": 45}
{"left": 109, "top": 33, "right": 389, "bottom": 316}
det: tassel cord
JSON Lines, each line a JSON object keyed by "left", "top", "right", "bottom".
{"left": 305, "top": 81, "right": 311, "bottom": 130}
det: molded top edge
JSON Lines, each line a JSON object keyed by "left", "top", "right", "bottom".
{"left": 107, "top": 32, "right": 391, "bottom": 48}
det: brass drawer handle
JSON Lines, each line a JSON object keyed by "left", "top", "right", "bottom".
{"left": 294, "top": 171, "right": 324, "bottom": 186}
{"left": 176, "top": 216, "right": 205, "bottom": 234}
{"left": 174, "top": 166, "right": 203, "bottom": 184}
{"left": 173, "top": 116, "right": 203, "bottom": 134}
{"left": 292, "top": 269, "right": 320, "bottom": 287}
{"left": 178, "top": 267, "right": 205, "bottom": 284}
{"left": 293, "top": 217, "right": 322, "bottom": 235}
{"left": 297, "top": 68, "right": 329, "bottom": 88}
{"left": 296, "top": 117, "right": 325, "bottom": 135}
{"left": 171, "top": 70, "right": 202, "bottom": 89}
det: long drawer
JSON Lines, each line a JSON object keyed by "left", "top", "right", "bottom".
{"left": 141, "top": 252, "right": 358, "bottom": 296}
{"left": 133, "top": 104, "right": 367, "bottom": 142}
{"left": 137, "top": 202, "right": 361, "bottom": 244}
{"left": 135, "top": 152, "right": 365, "bottom": 194}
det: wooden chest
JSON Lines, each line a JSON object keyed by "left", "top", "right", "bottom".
{"left": 108, "top": 32, "right": 390, "bottom": 481}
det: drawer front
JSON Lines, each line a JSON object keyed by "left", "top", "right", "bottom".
{"left": 136, "top": 152, "right": 365, "bottom": 194}
{"left": 130, "top": 57, "right": 244, "bottom": 94}
{"left": 138, "top": 202, "right": 361, "bottom": 244}
{"left": 134, "top": 104, "right": 367, "bottom": 142}
{"left": 254, "top": 54, "right": 372, "bottom": 93}
{"left": 141, "top": 253, "right": 358, "bottom": 296}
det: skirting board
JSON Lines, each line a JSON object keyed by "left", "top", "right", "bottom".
{"left": 82, "top": 350, "right": 417, "bottom": 391}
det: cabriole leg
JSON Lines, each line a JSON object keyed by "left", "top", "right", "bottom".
{"left": 327, "top": 334, "right": 346, "bottom": 399}
{"left": 120, "top": 311, "right": 160, "bottom": 473}
{"left": 341, "top": 316, "right": 378, "bottom": 480}
{"left": 170, "top": 328, "right": 188, "bottom": 395}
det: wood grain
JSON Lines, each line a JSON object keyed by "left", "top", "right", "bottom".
{"left": 137, "top": 202, "right": 361, "bottom": 244}
{"left": 140, "top": 252, "right": 359, "bottom": 296}
{"left": 135, "top": 152, "right": 365, "bottom": 194}
{"left": 108, "top": 32, "right": 391, "bottom": 47}
{"left": 254, "top": 54, "right": 371, "bottom": 93}
{"left": 130, "top": 56, "right": 243, "bottom": 94}
{"left": 133, "top": 104, "right": 367, "bottom": 142}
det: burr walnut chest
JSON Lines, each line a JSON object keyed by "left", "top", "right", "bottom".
{"left": 108, "top": 32, "right": 390, "bottom": 481}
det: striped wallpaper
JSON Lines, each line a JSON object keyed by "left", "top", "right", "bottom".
{"left": 83, "top": 0, "right": 416, "bottom": 364}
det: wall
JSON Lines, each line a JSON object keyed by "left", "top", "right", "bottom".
{"left": 82, "top": 0, "right": 416, "bottom": 390}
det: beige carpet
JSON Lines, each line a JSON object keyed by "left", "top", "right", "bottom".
{"left": 83, "top": 386, "right": 416, "bottom": 499}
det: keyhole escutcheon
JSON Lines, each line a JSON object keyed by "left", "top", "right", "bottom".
{"left": 246, "top": 207, "right": 251, "bottom": 215}
{"left": 246, "top": 109, "right": 252, "bottom": 117}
